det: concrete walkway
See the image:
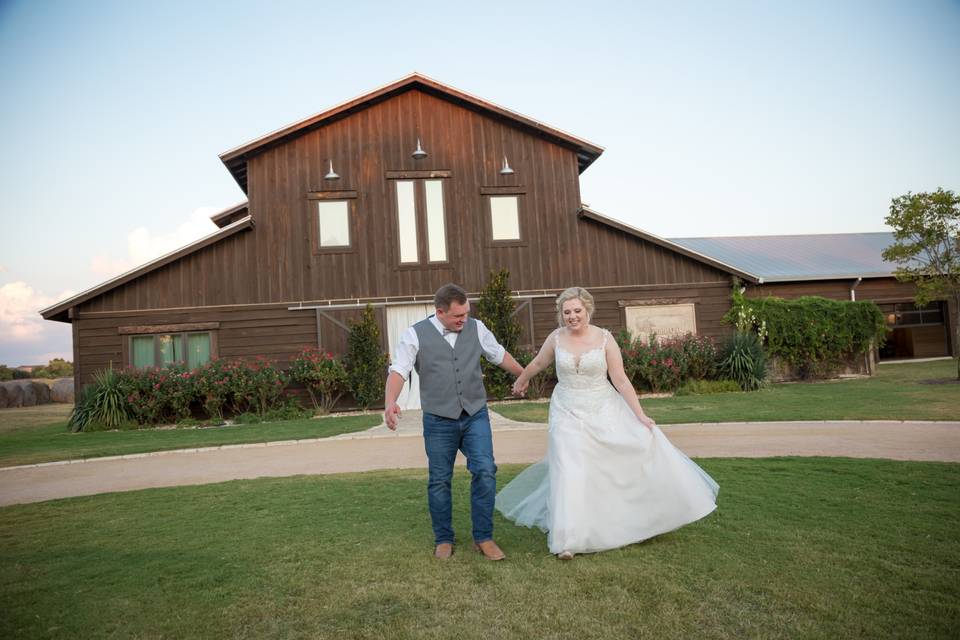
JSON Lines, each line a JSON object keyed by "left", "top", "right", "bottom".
{"left": 1, "top": 410, "right": 958, "bottom": 507}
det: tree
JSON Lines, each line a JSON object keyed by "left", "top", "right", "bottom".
{"left": 345, "top": 304, "right": 388, "bottom": 410}
{"left": 475, "top": 269, "right": 522, "bottom": 400}
{"left": 882, "top": 188, "right": 960, "bottom": 379}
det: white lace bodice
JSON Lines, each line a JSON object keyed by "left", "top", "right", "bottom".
{"left": 554, "top": 329, "right": 610, "bottom": 391}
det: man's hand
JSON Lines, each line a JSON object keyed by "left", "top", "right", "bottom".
{"left": 512, "top": 378, "right": 528, "bottom": 397}
{"left": 384, "top": 402, "right": 402, "bottom": 431}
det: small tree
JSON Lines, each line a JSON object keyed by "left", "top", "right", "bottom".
{"left": 475, "top": 269, "right": 522, "bottom": 400}
{"left": 345, "top": 304, "right": 388, "bottom": 410}
{"left": 882, "top": 188, "right": 960, "bottom": 379}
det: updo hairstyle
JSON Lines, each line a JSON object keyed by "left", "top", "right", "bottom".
{"left": 555, "top": 287, "right": 595, "bottom": 328}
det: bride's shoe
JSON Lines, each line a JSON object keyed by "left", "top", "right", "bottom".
{"left": 557, "top": 550, "right": 575, "bottom": 561}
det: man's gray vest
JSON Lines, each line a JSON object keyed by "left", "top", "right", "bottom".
{"left": 414, "top": 317, "right": 488, "bottom": 419}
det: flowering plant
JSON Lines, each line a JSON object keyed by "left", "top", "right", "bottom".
{"left": 289, "top": 348, "right": 348, "bottom": 414}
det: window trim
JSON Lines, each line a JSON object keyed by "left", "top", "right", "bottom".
{"left": 307, "top": 191, "right": 358, "bottom": 255}
{"left": 390, "top": 175, "right": 452, "bottom": 268}
{"left": 122, "top": 330, "right": 219, "bottom": 369}
{"left": 485, "top": 191, "right": 528, "bottom": 247}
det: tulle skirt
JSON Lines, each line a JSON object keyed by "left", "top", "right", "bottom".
{"left": 496, "top": 382, "right": 719, "bottom": 554}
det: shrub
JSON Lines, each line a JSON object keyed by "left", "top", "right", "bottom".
{"left": 476, "top": 269, "right": 522, "bottom": 400}
{"left": 682, "top": 335, "right": 720, "bottom": 381}
{"left": 0, "top": 365, "right": 12, "bottom": 381}
{"left": 720, "top": 331, "right": 768, "bottom": 391}
{"left": 289, "top": 348, "right": 348, "bottom": 414}
{"left": 724, "top": 286, "right": 886, "bottom": 378}
{"left": 345, "top": 305, "right": 388, "bottom": 410}
{"left": 514, "top": 349, "right": 556, "bottom": 399}
{"left": 677, "top": 379, "right": 742, "bottom": 396}
{"left": 69, "top": 365, "right": 129, "bottom": 432}
{"left": 194, "top": 359, "right": 231, "bottom": 422}
{"left": 248, "top": 357, "right": 288, "bottom": 417}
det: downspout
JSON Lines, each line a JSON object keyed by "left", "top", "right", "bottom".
{"left": 849, "top": 277, "right": 862, "bottom": 301}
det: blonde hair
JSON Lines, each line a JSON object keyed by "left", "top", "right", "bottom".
{"left": 555, "top": 287, "right": 595, "bottom": 328}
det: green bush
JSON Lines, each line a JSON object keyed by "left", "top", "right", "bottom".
{"left": 677, "top": 379, "right": 742, "bottom": 396}
{"left": 248, "top": 357, "right": 289, "bottom": 417}
{"left": 289, "top": 347, "right": 348, "bottom": 414}
{"left": 720, "top": 332, "right": 768, "bottom": 391}
{"left": 476, "top": 269, "right": 522, "bottom": 400}
{"left": 345, "top": 305, "right": 388, "bottom": 410}
{"left": 725, "top": 286, "right": 886, "bottom": 378}
{"left": 0, "top": 365, "right": 12, "bottom": 381}
{"left": 69, "top": 365, "right": 129, "bottom": 432}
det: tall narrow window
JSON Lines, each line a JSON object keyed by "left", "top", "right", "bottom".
{"left": 424, "top": 180, "right": 447, "bottom": 262}
{"left": 396, "top": 180, "right": 419, "bottom": 263}
{"left": 317, "top": 201, "right": 350, "bottom": 247}
{"left": 490, "top": 196, "right": 520, "bottom": 241}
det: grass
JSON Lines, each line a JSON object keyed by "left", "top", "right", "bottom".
{"left": 1, "top": 457, "right": 957, "bottom": 639}
{"left": 495, "top": 359, "right": 960, "bottom": 424}
{"left": 0, "top": 360, "right": 955, "bottom": 468}
{"left": 0, "top": 411, "right": 381, "bottom": 468}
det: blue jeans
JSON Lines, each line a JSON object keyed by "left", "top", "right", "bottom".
{"left": 422, "top": 406, "right": 497, "bottom": 545}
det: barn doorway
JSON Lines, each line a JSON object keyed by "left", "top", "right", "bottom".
{"left": 386, "top": 303, "right": 434, "bottom": 410}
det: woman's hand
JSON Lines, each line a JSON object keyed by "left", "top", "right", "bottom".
{"left": 512, "top": 377, "right": 529, "bottom": 397}
{"left": 638, "top": 413, "right": 655, "bottom": 431}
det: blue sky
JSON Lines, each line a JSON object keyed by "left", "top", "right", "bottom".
{"left": 1, "top": 0, "right": 958, "bottom": 366}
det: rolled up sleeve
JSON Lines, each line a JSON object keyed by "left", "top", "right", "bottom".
{"left": 475, "top": 319, "right": 506, "bottom": 365}
{"left": 388, "top": 327, "right": 419, "bottom": 380}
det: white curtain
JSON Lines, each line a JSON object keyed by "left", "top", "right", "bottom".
{"left": 386, "top": 304, "right": 434, "bottom": 410}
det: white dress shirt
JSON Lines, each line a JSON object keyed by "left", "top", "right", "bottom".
{"left": 388, "top": 315, "right": 506, "bottom": 380}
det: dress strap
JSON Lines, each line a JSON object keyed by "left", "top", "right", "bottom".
{"left": 601, "top": 329, "right": 609, "bottom": 349}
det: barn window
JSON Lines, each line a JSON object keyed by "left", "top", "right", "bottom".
{"left": 490, "top": 196, "right": 521, "bottom": 241}
{"left": 394, "top": 178, "right": 449, "bottom": 264}
{"left": 129, "top": 332, "right": 213, "bottom": 369}
{"left": 317, "top": 201, "right": 351, "bottom": 248}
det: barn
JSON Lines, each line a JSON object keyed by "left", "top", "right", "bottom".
{"left": 40, "top": 74, "right": 954, "bottom": 406}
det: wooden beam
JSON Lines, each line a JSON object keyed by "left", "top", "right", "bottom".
{"left": 118, "top": 322, "right": 220, "bottom": 335}
{"left": 384, "top": 170, "right": 452, "bottom": 180}
{"left": 306, "top": 190, "right": 359, "bottom": 200}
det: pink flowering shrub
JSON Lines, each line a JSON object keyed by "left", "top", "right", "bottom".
{"left": 110, "top": 357, "right": 290, "bottom": 426}
{"left": 289, "top": 347, "right": 348, "bottom": 414}
{"left": 615, "top": 330, "right": 722, "bottom": 393}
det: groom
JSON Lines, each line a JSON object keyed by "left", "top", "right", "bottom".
{"left": 383, "top": 283, "right": 524, "bottom": 560}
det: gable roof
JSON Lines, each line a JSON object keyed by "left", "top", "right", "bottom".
{"left": 577, "top": 207, "right": 761, "bottom": 283}
{"left": 210, "top": 201, "right": 249, "bottom": 228}
{"left": 219, "top": 73, "right": 605, "bottom": 192}
{"left": 668, "top": 232, "right": 899, "bottom": 283}
{"left": 40, "top": 216, "right": 255, "bottom": 322}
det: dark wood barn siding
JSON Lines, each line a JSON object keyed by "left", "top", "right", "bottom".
{"left": 72, "top": 305, "right": 392, "bottom": 387}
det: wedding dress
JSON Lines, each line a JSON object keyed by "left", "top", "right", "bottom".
{"left": 495, "top": 329, "right": 719, "bottom": 554}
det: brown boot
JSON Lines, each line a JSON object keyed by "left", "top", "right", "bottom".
{"left": 473, "top": 540, "right": 506, "bottom": 561}
{"left": 434, "top": 543, "right": 454, "bottom": 559}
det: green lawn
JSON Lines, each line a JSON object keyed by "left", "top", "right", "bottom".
{"left": 495, "top": 359, "right": 960, "bottom": 424}
{"left": 0, "top": 360, "right": 955, "bottom": 468}
{"left": 0, "top": 411, "right": 381, "bottom": 468}
{"left": 1, "top": 458, "right": 957, "bottom": 639}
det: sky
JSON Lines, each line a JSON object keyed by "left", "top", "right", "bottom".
{"left": 0, "top": 0, "right": 958, "bottom": 366}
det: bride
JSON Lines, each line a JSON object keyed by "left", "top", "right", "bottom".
{"left": 496, "top": 287, "right": 719, "bottom": 560}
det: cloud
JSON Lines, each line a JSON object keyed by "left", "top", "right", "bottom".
{"left": 0, "top": 264, "right": 7, "bottom": 273}
{"left": 89, "top": 207, "right": 220, "bottom": 278}
{"left": 0, "top": 281, "right": 75, "bottom": 366}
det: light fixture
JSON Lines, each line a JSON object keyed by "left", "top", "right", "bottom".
{"left": 412, "top": 138, "right": 427, "bottom": 159}
{"left": 324, "top": 160, "right": 340, "bottom": 180}
{"left": 499, "top": 155, "right": 514, "bottom": 175}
